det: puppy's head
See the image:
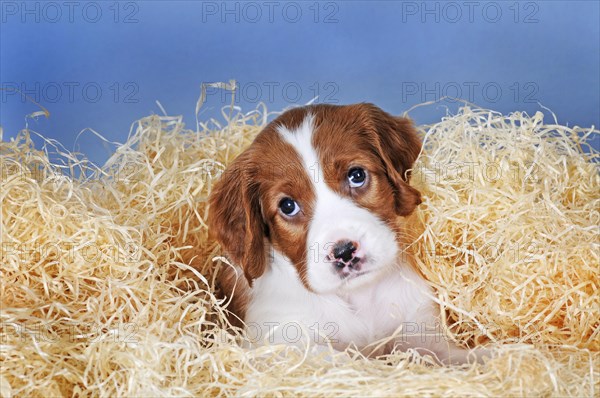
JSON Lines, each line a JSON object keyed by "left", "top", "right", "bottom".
{"left": 208, "top": 103, "right": 421, "bottom": 293}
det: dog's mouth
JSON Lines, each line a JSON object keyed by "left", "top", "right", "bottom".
{"left": 325, "top": 255, "right": 369, "bottom": 279}
{"left": 341, "top": 269, "right": 370, "bottom": 280}
{"left": 333, "top": 256, "right": 361, "bottom": 270}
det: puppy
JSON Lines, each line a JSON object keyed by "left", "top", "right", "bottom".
{"left": 208, "top": 103, "right": 485, "bottom": 364}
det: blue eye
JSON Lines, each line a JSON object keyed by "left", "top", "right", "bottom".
{"left": 279, "top": 197, "right": 300, "bottom": 216}
{"left": 348, "top": 167, "right": 366, "bottom": 188}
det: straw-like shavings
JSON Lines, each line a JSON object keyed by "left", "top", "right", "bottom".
{"left": 0, "top": 101, "right": 598, "bottom": 397}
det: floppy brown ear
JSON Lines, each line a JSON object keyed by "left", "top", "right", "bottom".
{"left": 363, "top": 103, "right": 422, "bottom": 217}
{"left": 208, "top": 151, "right": 267, "bottom": 285}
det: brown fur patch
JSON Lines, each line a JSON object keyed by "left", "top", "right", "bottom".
{"left": 310, "top": 103, "right": 422, "bottom": 225}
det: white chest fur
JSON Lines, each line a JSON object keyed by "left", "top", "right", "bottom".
{"left": 244, "top": 251, "right": 438, "bottom": 353}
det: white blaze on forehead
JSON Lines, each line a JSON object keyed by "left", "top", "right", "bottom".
{"left": 276, "top": 114, "right": 321, "bottom": 183}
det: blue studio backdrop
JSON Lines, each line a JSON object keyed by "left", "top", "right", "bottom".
{"left": 1, "top": 1, "right": 599, "bottom": 166}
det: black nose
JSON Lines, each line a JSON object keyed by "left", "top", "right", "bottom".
{"left": 332, "top": 240, "right": 357, "bottom": 263}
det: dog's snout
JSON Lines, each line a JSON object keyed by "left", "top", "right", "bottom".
{"left": 332, "top": 240, "right": 358, "bottom": 262}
